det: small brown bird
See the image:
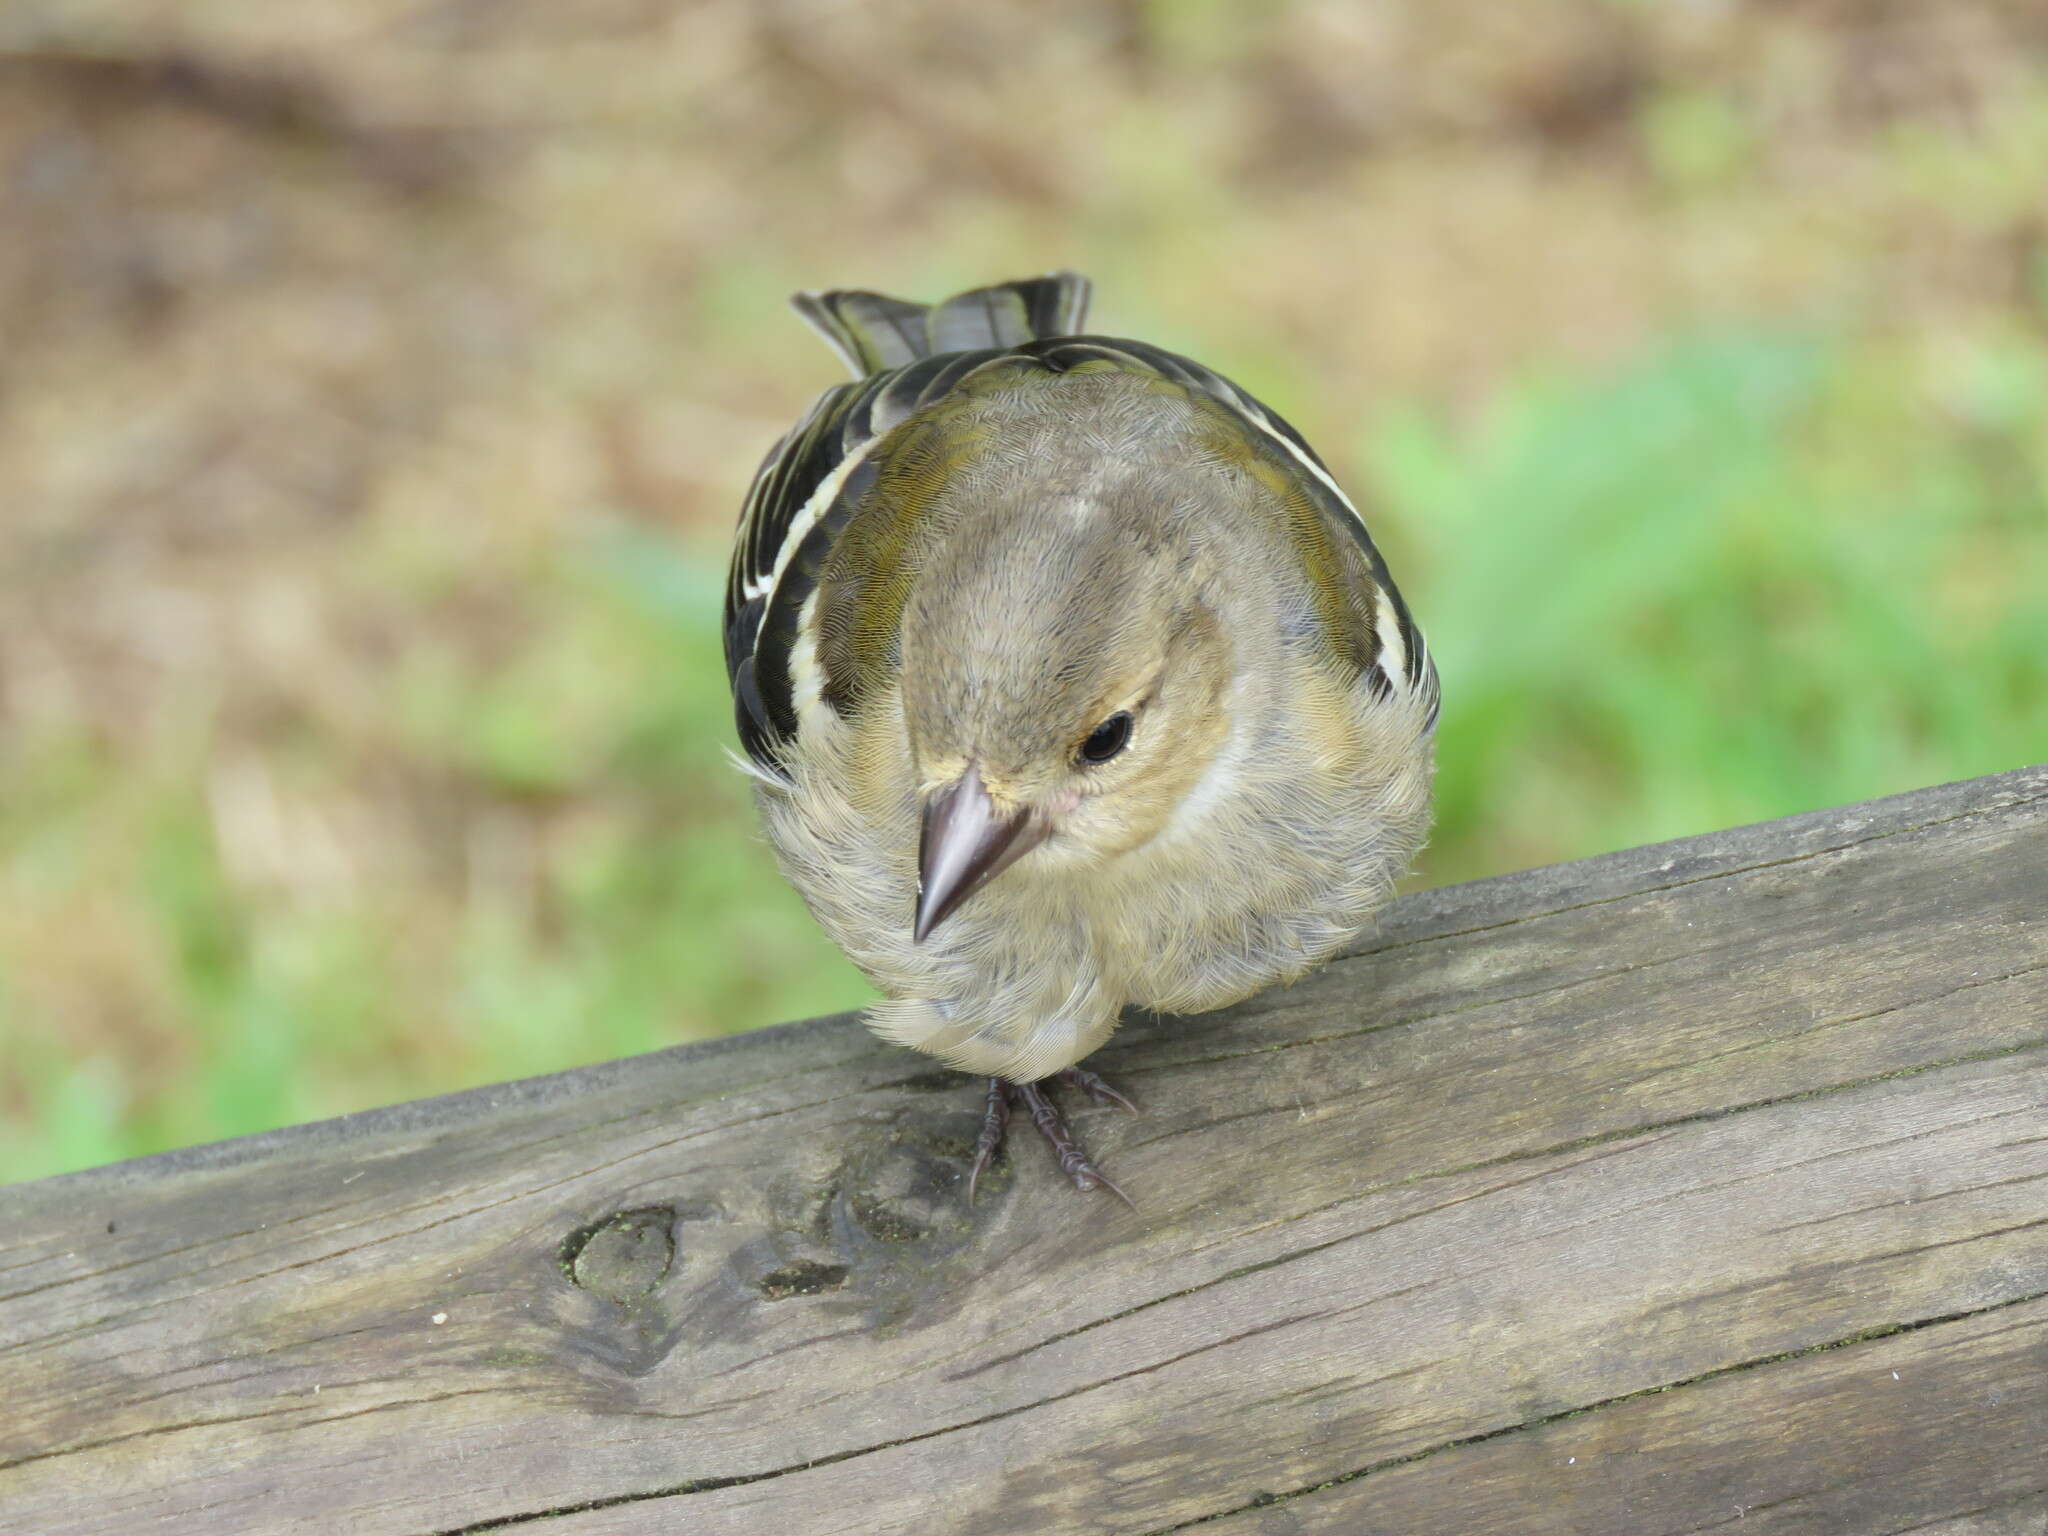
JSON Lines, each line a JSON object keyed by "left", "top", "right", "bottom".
{"left": 725, "top": 274, "right": 1437, "bottom": 1200}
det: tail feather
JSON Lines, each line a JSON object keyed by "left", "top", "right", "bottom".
{"left": 792, "top": 272, "right": 1091, "bottom": 377}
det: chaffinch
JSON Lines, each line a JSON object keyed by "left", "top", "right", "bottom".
{"left": 725, "top": 273, "right": 1438, "bottom": 1201}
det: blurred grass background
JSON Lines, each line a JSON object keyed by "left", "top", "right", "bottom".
{"left": 3, "top": 0, "right": 2046, "bottom": 1184}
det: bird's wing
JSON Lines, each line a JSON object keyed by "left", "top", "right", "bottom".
{"left": 723, "top": 349, "right": 1016, "bottom": 769}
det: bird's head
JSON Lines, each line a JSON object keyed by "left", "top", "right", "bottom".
{"left": 897, "top": 486, "right": 1233, "bottom": 941}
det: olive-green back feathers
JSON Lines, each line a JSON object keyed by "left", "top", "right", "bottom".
{"left": 725, "top": 276, "right": 1437, "bottom": 772}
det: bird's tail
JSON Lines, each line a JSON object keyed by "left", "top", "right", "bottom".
{"left": 791, "top": 272, "right": 1092, "bottom": 377}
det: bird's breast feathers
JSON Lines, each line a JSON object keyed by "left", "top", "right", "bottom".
{"left": 751, "top": 636, "right": 1433, "bottom": 1080}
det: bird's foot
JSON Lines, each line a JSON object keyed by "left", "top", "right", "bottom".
{"left": 967, "top": 1070, "right": 1138, "bottom": 1207}
{"left": 1056, "top": 1064, "right": 1138, "bottom": 1113}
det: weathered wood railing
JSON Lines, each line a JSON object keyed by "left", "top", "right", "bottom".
{"left": 3, "top": 766, "right": 2045, "bottom": 1534}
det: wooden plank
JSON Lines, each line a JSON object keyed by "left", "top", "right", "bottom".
{"left": 2, "top": 765, "right": 2044, "bottom": 1535}
{"left": 1193, "top": 1295, "right": 2048, "bottom": 1535}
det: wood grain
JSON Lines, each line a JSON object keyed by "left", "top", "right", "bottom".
{"left": 3, "top": 765, "right": 2044, "bottom": 1535}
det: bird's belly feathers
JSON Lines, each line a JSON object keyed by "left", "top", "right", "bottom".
{"left": 752, "top": 681, "right": 1433, "bottom": 1082}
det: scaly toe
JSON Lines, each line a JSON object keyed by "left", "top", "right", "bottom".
{"left": 1015, "top": 1078, "right": 1135, "bottom": 1207}
{"left": 965, "top": 1076, "right": 1010, "bottom": 1206}
{"left": 1057, "top": 1065, "right": 1138, "bottom": 1114}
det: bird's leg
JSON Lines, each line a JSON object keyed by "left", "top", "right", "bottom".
{"left": 966, "top": 1076, "right": 1010, "bottom": 1206}
{"left": 1021, "top": 1078, "right": 1138, "bottom": 1207}
{"left": 966, "top": 1072, "right": 1139, "bottom": 1207}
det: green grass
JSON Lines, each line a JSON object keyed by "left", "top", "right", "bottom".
{"left": 1383, "top": 324, "right": 2047, "bottom": 881}
{"left": 4, "top": 319, "right": 2043, "bottom": 1186}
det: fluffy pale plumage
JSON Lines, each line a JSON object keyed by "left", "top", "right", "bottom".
{"left": 726, "top": 274, "right": 1436, "bottom": 1085}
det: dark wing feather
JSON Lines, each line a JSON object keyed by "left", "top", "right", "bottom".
{"left": 723, "top": 347, "right": 1022, "bottom": 769}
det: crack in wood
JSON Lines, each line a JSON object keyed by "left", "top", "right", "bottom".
{"left": 1884, "top": 1488, "right": 2048, "bottom": 1534}
{"left": 418, "top": 1287, "right": 2048, "bottom": 1534}
{"left": 1602, "top": 960, "right": 2048, "bottom": 1095}
{"left": 426, "top": 1309, "right": 1342, "bottom": 1533}
{"left": 959, "top": 1034, "right": 2048, "bottom": 1384}
{"left": 1, "top": 1079, "right": 872, "bottom": 1341}
{"left": 0, "top": 1384, "right": 519, "bottom": 1474}
{"left": 1148, "top": 942, "right": 2045, "bottom": 1090}
{"left": 1763, "top": 1166, "right": 2048, "bottom": 1236}
{"left": 1134, "top": 1287, "right": 2048, "bottom": 1535}
{"left": 1353, "top": 782, "right": 2048, "bottom": 959}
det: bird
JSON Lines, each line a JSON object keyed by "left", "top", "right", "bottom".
{"left": 724, "top": 273, "right": 1437, "bottom": 1202}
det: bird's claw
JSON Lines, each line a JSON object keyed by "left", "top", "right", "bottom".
{"left": 968, "top": 1072, "right": 1136, "bottom": 1207}
{"left": 1056, "top": 1065, "right": 1138, "bottom": 1114}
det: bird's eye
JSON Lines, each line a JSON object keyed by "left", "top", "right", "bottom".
{"left": 1078, "top": 711, "right": 1133, "bottom": 764}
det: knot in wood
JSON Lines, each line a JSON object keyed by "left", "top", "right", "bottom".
{"left": 841, "top": 1127, "right": 966, "bottom": 1248}
{"left": 561, "top": 1206, "right": 675, "bottom": 1304}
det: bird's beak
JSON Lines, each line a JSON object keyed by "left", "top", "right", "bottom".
{"left": 915, "top": 768, "right": 1048, "bottom": 942}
